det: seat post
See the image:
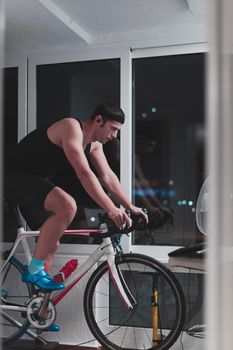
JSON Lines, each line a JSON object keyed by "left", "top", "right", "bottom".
{"left": 14, "top": 205, "right": 32, "bottom": 265}
{"left": 14, "top": 206, "right": 25, "bottom": 230}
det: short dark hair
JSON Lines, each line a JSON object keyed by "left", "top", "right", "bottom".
{"left": 91, "top": 100, "right": 125, "bottom": 124}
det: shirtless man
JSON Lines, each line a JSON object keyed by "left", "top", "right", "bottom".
{"left": 5, "top": 100, "right": 147, "bottom": 293}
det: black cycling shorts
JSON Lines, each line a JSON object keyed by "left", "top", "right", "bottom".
{"left": 4, "top": 168, "right": 98, "bottom": 230}
{"left": 5, "top": 168, "right": 55, "bottom": 210}
{"left": 4, "top": 168, "right": 55, "bottom": 229}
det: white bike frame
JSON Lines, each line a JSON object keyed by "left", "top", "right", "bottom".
{"left": 1, "top": 223, "right": 135, "bottom": 311}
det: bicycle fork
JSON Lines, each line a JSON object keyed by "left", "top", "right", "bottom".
{"left": 106, "top": 247, "right": 136, "bottom": 310}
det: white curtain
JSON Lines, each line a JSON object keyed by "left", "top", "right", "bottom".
{"left": 207, "top": 0, "right": 233, "bottom": 349}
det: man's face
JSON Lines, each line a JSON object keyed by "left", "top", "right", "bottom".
{"left": 96, "top": 117, "right": 122, "bottom": 144}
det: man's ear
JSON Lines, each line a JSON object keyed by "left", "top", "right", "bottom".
{"left": 96, "top": 114, "right": 103, "bottom": 125}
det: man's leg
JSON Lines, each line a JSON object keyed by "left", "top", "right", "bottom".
{"left": 34, "top": 186, "right": 77, "bottom": 271}
{"left": 22, "top": 187, "right": 77, "bottom": 290}
{"left": 5, "top": 169, "right": 76, "bottom": 291}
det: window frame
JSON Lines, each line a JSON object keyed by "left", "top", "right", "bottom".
{"left": 27, "top": 47, "right": 132, "bottom": 256}
{"left": 4, "top": 43, "right": 208, "bottom": 261}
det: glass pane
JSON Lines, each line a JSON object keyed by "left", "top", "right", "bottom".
{"left": 3, "top": 67, "right": 19, "bottom": 242}
{"left": 133, "top": 53, "right": 205, "bottom": 246}
{"left": 36, "top": 59, "right": 120, "bottom": 243}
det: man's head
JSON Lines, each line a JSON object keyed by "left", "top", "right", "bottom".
{"left": 91, "top": 100, "right": 125, "bottom": 143}
{"left": 91, "top": 100, "right": 125, "bottom": 124}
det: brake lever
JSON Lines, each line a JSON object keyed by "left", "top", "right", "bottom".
{"left": 129, "top": 208, "right": 148, "bottom": 230}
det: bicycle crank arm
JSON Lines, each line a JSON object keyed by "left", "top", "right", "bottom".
{"left": 37, "top": 293, "right": 51, "bottom": 319}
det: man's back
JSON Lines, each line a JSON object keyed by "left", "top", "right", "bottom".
{"left": 6, "top": 119, "right": 85, "bottom": 177}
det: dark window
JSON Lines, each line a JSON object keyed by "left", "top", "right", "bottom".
{"left": 132, "top": 53, "right": 205, "bottom": 246}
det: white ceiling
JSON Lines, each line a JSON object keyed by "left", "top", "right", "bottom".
{"left": 4, "top": 0, "right": 207, "bottom": 56}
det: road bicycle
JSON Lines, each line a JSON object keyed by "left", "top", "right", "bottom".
{"left": 1, "top": 206, "right": 186, "bottom": 350}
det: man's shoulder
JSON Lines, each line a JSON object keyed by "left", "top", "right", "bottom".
{"left": 47, "top": 117, "right": 83, "bottom": 147}
{"left": 50, "top": 117, "right": 82, "bottom": 134}
{"left": 56, "top": 117, "right": 80, "bottom": 127}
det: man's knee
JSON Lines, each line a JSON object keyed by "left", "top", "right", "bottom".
{"left": 58, "top": 196, "right": 77, "bottom": 222}
{"left": 45, "top": 188, "right": 77, "bottom": 223}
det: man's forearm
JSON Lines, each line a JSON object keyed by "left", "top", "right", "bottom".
{"left": 77, "top": 170, "right": 116, "bottom": 213}
{"left": 100, "top": 173, "right": 133, "bottom": 210}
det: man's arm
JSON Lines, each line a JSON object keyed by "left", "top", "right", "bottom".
{"left": 89, "top": 142, "right": 148, "bottom": 221}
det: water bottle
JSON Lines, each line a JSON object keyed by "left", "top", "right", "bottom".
{"left": 53, "top": 259, "right": 78, "bottom": 282}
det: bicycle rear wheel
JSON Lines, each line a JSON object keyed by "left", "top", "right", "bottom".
{"left": 84, "top": 253, "right": 185, "bottom": 350}
{"left": 0, "top": 255, "right": 33, "bottom": 346}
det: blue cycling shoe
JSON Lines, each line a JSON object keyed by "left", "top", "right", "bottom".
{"left": 22, "top": 269, "right": 65, "bottom": 291}
{"left": 45, "top": 323, "right": 60, "bottom": 332}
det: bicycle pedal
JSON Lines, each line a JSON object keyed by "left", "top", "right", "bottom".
{"left": 44, "top": 324, "right": 60, "bottom": 332}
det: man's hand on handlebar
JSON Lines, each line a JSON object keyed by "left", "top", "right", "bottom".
{"left": 107, "top": 207, "right": 131, "bottom": 229}
{"left": 129, "top": 205, "right": 148, "bottom": 224}
{"left": 104, "top": 204, "right": 148, "bottom": 234}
